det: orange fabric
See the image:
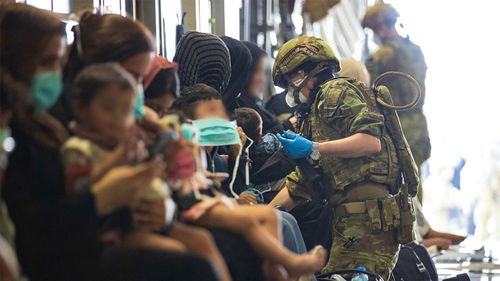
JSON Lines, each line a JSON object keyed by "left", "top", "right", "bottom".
{"left": 143, "top": 56, "right": 178, "bottom": 90}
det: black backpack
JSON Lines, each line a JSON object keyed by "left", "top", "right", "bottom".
{"left": 442, "top": 274, "right": 471, "bottom": 281}
{"left": 392, "top": 242, "right": 437, "bottom": 281}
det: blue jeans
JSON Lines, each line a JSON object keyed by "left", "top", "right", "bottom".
{"left": 279, "top": 211, "right": 318, "bottom": 281}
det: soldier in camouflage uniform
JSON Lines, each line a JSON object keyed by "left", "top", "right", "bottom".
{"left": 363, "top": 4, "right": 430, "bottom": 202}
{"left": 269, "top": 36, "right": 404, "bottom": 280}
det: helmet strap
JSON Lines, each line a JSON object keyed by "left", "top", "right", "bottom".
{"left": 290, "top": 62, "right": 331, "bottom": 104}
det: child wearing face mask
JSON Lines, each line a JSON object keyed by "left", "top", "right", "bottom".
{"left": 172, "top": 83, "right": 255, "bottom": 202}
{"left": 171, "top": 84, "right": 326, "bottom": 280}
{"left": 61, "top": 63, "right": 232, "bottom": 281}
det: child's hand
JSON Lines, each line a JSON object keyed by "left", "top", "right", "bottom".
{"left": 230, "top": 127, "right": 247, "bottom": 157}
{"left": 237, "top": 192, "right": 257, "bottom": 205}
{"left": 91, "top": 157, "right": 165, "bottom": 215}
{"left": 132, "top": 200, "right": 167, "bottom": 232}
{"left": 237, "top": 127, "right": 247, "bottom": 145}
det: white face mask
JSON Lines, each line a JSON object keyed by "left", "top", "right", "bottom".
{"left": 286, "top": 75, "right": 310, "bottom": 107}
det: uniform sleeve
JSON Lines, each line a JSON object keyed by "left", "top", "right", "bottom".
{"left": 285, "top": 168, "right": 313, "bottom": 202}
{"left": 318, "top": 86, "right": 385, "bottom": 138}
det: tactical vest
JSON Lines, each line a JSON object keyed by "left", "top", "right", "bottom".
{"left": 298, "top": 77, "right": 401, "bottom": 194}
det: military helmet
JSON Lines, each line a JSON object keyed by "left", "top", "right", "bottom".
{"left": 362, "top": 3, "right": 400, "bottom": 30}
{"left": 272, "top": 36, "right": 340, "bottom": 88}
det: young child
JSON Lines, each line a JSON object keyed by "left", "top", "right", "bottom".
{"left": 172, "top": 83, "right": 250, "bottom": 199}
{"left": 234, "top": 107, "right": 295, "bottom": 203}
{"left": 61, "top": 63, "right": 232, "bottom": 281}
{"left": 171, "top": 84, "right": 326, "bottom": 280}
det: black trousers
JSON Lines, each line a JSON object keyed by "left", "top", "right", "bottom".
{"left": 100, "top": 246, "right": 218, "bottom": 281}
{"left": 209, "top": 228, "right": 264, "bottom": 281}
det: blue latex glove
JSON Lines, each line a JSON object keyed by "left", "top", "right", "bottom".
{"left": 275, "top": 130, "right": 313, "bottom": 159}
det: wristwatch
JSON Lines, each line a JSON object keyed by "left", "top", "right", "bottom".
{"left": 311, "top": 141, "right": 321, "bottom": 161}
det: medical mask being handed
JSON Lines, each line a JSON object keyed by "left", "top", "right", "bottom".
{"left": 30, "top": 70, "right": 63, "bottom": 112}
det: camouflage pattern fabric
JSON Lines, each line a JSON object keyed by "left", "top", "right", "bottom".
{"left": 324, "top": 212, "right": 400, "bottom": 280}
{"left": 286, "top": 78, "right": 401, "bottom": 196}
{"left": 366, "top": 36, "right": 429, "bottom": 202}
{"left": 272, "top": 36, "right": 340, "bottom": 88}
{"left": 366, "top": 36, "right": 430, "bottom": 169}
{"left": 285, "top": 78, "right": 401, "bottom": 278}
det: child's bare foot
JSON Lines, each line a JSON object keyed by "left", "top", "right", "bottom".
{"left": 285, "top": 245, "right": 326, "bottom": 279}
{"left": 262, "top": 261, "right": 290, "bottom": 281}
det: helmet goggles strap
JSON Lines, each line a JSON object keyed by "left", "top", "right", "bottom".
{"left": 290, "top": 62, "right": 331, "bottom": 104}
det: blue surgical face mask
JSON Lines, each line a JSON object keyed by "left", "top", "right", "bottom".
{"left": 30, "top": 70, "right": 63, "bottom": 112}
{"left": 191, "top": 117, "right": 241, "bottom": 147}
{"left": 134, "top": 83, "right": 145, "bottom": 118}
{"left": 181, "top": 123, "right": 197, "bottom": 142}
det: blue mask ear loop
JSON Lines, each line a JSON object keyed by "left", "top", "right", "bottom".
{"left": 244, "top": 137, "right": 254, "bottom": 186}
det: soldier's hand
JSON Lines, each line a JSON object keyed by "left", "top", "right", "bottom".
{"left": 276, "top": 130, "right": 313, "bottom": 159}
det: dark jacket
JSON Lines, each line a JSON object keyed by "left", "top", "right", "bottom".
{"left": 265, "top": 90, "right": 295, "bottom": 120}
{"left": 237, "top": 93, "right": 287, "bottom": 134}
{"left": 2, "top": 120, "right": 103, "bottom": 281}
{"left": 249, "top": 134, "right": 295, "bottom": 185}
{"left": 205, "top": 147, "right": 248, "bottom": 197}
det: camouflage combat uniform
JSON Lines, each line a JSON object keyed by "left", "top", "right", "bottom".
{"left": 272, "top": 35, "right": 411, "bottom": 280}
{"left": 286, "top": 78, "right": 401, "bottom": 280}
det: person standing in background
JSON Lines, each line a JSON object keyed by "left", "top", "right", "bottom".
{"left": 363, "top": 3, "right": 430, "bottom": 202}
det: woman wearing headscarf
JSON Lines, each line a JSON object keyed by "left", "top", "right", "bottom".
{"left": 174, "top": 32, "right": 267, "bottom": 281}
{"left": 143, "top": 56, "right": 179, "bottom": 117}
{"left": 220, "top": 36, "right": 252, "bottom": 112}
{"left": 173, "top": 31, "right": 231, "bottom": 95}
{"left": 238, "top": 41, "right": 295, "bottom": 134}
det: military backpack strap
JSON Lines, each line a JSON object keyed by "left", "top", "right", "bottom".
{"left": 374, "top": 74, "right": 421, "bottom": 197}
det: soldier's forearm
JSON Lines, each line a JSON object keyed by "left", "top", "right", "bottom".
{"left": 318, "top": 133, "right": 381, "bottom": 158}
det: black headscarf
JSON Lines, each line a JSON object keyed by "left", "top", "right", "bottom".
{"left": 220, "top": 36, "right": 252, "bottom": 112}
{"left": 173, "top": 31, "right": 231, "bottom": 94}
{"left": 237, "top": 42, "right": 284, "bottom": 134}
{"left": 242, "top": 41, "right": 267, "bottom": 93}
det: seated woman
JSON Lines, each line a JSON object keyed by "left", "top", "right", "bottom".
{"left": 1, "top": 4, "right": 219, "bottom": 281}
{"left": 238, "top": 41, "right": 296, "bottom": 133}
{"left": 143, "top": 56, "right": 179, "bottom": 117}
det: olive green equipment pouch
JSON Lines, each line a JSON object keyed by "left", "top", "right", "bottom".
{"left": 396, "top": 185, "right": 416, "bottom": 244}
{"left": 366, "top": 199, "right": 382, "bottom": 233}
{"left": 381, "top": 197, "right": 395, "bottom": 231}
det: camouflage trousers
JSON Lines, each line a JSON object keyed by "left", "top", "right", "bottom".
{"left": 322, "top": 212, "right": 400, "bottom": 280}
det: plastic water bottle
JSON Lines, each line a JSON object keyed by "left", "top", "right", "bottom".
{"left": 351, "top": 266, "right": 369, "bottom": 281}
